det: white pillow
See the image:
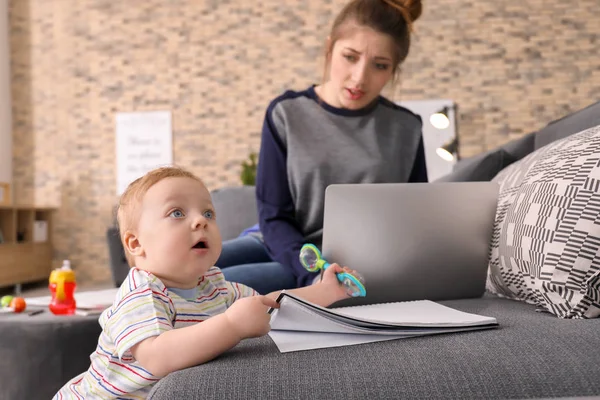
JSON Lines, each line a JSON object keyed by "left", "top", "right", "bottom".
{"left": 487, "top": 124, "right": 600, "bottom": 318}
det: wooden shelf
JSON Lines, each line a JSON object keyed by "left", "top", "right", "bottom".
{"left": 0, "top": 243, "right": 53, "bottom": 286}
{"left": 0, "top": 206, "right": 55, "bottom": 287}
{"left": 0, "top": 208, "right": 15, "bottom": 243}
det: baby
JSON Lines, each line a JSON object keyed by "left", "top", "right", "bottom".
{"left": 54, "top": 166, "right": 358, "bottom": 399}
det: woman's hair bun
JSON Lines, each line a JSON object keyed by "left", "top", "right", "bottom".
{"left": 387, "top": 0, "right": 422, "bottom": 23}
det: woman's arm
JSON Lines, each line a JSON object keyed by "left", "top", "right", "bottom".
{"left": 255, "top": 103, "right": 319, "bottom": 286}
{"left": 409, "top": 134, "right": 428, "bottom": 183}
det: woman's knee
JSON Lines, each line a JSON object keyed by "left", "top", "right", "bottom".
{"left": 221, "top": 262, "right": 296, "bottom": 294}
{"left": 217, "top": 236, "right": 271, "bottom": 267}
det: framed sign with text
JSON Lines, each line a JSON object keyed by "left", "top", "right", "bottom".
{"left": 115, "top": 111, "right": 173, "bottom": 195}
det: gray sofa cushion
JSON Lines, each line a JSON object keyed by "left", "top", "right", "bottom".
{"left": 148, "top": 295, "right": 600, "bottom": 400}
{"left": 436, "top": 148, "right": 514, "bottom": 182}
{"left": 437, "top": 133, "right": 535, "bottom": 183}
{"left": 501, "top": 131, "right": 536, "bottom": 161}
{"left": 106, "top": 227, "right": 128, "bottom": 287}
{"left": 211, "top": 185, "right": 258, "bottom": 241}
{"left": 534, "top": 100, "right": 600, "bottom": 150}
{"left": 434, "top": 101, "right": 598, "bottom": 183}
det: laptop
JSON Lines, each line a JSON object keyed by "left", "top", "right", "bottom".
{"left": 321, "top": 182, "right": 499, "bottom": 307}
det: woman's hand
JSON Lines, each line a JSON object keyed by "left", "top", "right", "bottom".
{"left": 321, "top": 263, "right": 362, "bottom": 300}
{"left": 282, "top": 264, "right": 364, "bottom": 307}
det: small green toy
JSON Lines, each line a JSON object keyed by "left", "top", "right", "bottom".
{"left": 299, "top": 244, "right": 366, "bottom": 297}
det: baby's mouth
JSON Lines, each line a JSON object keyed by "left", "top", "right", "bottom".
{"left": 192, "top": 240, "right": 208, "bottom": 249}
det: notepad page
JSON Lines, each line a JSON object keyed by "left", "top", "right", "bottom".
{"left": 268, "top": 330, "right": 409, "bottom": 353}
{"left": 270, "top": 296, "right": 431, "bottom": 335}
{"left": 270, "top": 296, "right": 497, "bottom": 335}
{"left": 269, "top": 326, "right": 496, "bottom": 353}
{"left": 333, "top": 301, "right": 497, "bottom": 327}
{"left": 268, "top": 293, "right": 499, "bottom": 352}
{"left": 279, "top": 292, "right": 497, "bottom": 328}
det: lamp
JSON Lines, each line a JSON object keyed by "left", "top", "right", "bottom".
{"left": 430, "top": 106, "right": 450, "bottom": 130}
{"left": 436, "top": 137, "right": 459, "bottom": 162}
{"left": 430, "top": 103, "right": 460, "bottom": 162}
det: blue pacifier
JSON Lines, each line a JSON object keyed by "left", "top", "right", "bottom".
{"left": 299, "top": 244, "right": 366, "bottom": 297}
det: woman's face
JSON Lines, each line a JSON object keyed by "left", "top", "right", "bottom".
{"left": 321, "top": 25, "right": 396, "bottom": 110}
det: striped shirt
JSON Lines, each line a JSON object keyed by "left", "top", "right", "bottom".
{"left": 54, "top": 266, "right": 257, "bottom": 399}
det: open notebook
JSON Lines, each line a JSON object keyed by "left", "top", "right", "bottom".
{"left": 268, "top": 292, "right": 498, "bottom": 353}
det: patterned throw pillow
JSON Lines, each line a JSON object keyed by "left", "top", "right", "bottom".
{"left": 487, "top": 124, "right": 600, "bottom": 318}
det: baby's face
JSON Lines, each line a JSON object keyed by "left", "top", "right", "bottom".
{"left": 134, "top": 177, "right": 222, "bottom": 288}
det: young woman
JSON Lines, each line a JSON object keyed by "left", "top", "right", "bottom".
{"left": 217, "top": 0, "right": 427, "bottom": 294}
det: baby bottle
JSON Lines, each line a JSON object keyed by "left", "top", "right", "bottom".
{"left": 49, "top": 260, "right": 77, "bottom": 315}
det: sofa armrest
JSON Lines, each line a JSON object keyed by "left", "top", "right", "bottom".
{"left": 534, "top": 100, "right": 600, "bottom": 149}
{"left": 106, "top": 227, "right": 129, "bottom": 287}
{"left": 436, "top": 132, "right": 535, "bottom": 183}
{"left": 211, "top": 186, "right": 258, "bottom": 241}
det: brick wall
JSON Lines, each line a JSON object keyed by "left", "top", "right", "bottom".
{"left": 9, "top": 0, "right": 600, "bottom": 284}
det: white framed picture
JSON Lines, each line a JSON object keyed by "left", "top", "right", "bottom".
{"left": 115, "top": 111, "right": 173, "bottom": 195}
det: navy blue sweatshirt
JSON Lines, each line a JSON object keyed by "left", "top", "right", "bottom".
{"left": 256, "top": 86, "right": 428, "bottom": 287}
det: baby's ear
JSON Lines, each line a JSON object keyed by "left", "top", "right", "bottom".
{"left": 123, "top": 231, "right": 144, "bottom": 257}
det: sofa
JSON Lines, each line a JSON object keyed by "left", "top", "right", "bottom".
{"left": 106, "top": 101, "right": 600, "bottom": 399}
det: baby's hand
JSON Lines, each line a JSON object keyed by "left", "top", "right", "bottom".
{"left": 322, "top": 263, "right": 362, "bottom": 299}
{"left": 225, "top": 296, "right": 279, "bottom": 339}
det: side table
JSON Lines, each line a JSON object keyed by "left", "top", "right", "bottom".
{"left": 0, "top": 309, "right": 101, "bottom": 400}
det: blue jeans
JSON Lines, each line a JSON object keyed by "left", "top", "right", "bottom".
{"left": 216, "top": 235, "right": 297, "bottom": 295}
